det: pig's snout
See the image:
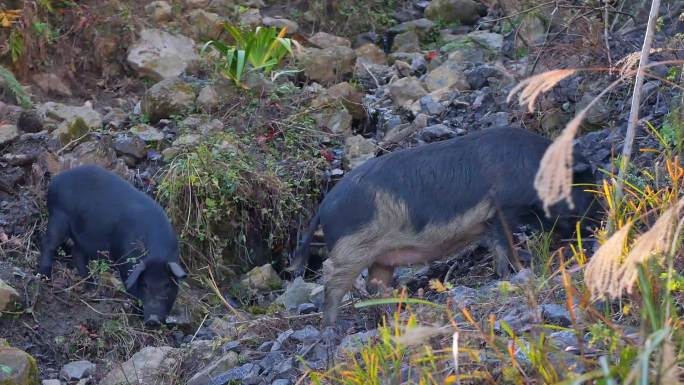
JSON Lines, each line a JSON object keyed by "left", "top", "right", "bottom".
{"left": 144, "top": 314, "right": 162, "bottom": 328}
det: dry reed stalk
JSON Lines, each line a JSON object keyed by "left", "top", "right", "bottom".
{"left": 585, "top": 197, "right": 684, "bottom": 300}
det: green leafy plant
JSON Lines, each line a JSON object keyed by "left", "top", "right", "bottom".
{"left": 201, "top": 24, "right": 298, "bottom": 88}
{"left": 0, "top": 65, "right": 32, "bottom": 108}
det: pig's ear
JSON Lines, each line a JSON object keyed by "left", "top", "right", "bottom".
{"left": 125, "top": 261, "right": 146, "bottom": 290}
{"left": 168, "top": 262, "right": 188, "bottom": 280}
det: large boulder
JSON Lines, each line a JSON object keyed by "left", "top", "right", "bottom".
{"left": 0, "top": 125, "right": 20, "bottom": 146}
{"left": 241, "top": 264, "right": 283, "bottom": 293}
{"left": 0, "top": 345, "right": 39, "bottom": 385}
{"left": 276, "top": 277, "right": 324, "bottom": 312}
{"left": 0, "top": 279, "right": 19, "bottom": 312}
{"left": 391, "top": 30, "right": 421, "bottom": 53}
{"left": 38, "top": 102, "right": 102, "bottom": 146}
{"left": 388, "top": 77, "right": 427, "bottom": 109}
{"left": 186, "top": 352, "right": 239, "bottom": 385}
{"left": 141, "top": 78, "right": 197, "bottom": 123}
{"left": 425, "top": 0, "right": 485, "bottom": 25}
{"left": 309, "top": 32, "right": 351, "bottom": 49}
{"left": 355, "top": 43, "right": 387, "bottom": 65}
{"left": 186, "top": 9, "right": 226, "bottom": 41}
{"left": 423, "top": 58, "right": 471, "bottom": 92}
{"left": 298, "top": 47, "right": 356, "bottom": 86}
{"left": 262, "top": 17, "right": 299, "bottom": 34}
{"left": 60, "top": 139, "right": 130, "bottom": 179}
{"left": 344, "top": 135, "right": 376, "bottom": 169}
{"left": 99, "top": 347, "right": 180, "bottom": 385}
{"left": 311, "top": 82, "right": 365, "bottom": 120}
{"left": 127, "top": 29, "right": 199, "bottom": 81}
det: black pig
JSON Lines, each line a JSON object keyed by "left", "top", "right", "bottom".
{"left": 291, "top": 127, "right": 599, "bottom": 326}
{"left": 38, "top": 165, "right": 187, "bottom": 327}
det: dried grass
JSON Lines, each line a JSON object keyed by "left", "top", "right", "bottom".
{"left": 584, "top": 221, "right": 633, "bottom": 300}
{"left": 506, "top": 69, "right": 576, "bottom": 112}
{"left": 584, "top": 198, "right": 684, "bottom": 300}
{"left": 615, "top": 49, "right": 664, "bottom": 77}
{"left": 617, "top": 199, "right": 683, "bottom": 295}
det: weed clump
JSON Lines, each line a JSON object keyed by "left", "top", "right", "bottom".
{"left": 157, "top": 128, "right": 326, "bottom": 277}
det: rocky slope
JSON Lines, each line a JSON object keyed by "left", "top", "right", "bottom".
{"left": 0, "top": 0, "right": 682, "bottom": 384}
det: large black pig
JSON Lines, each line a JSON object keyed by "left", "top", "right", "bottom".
{"left": 291, "top": 127, "right": 599, "bottom": 326}
{"left": 38, "top": 165, "right": 187, "bottom": 327}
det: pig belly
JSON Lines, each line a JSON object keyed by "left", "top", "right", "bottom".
{"left": 375, "top": 249, "right": 436, "bottom": 266}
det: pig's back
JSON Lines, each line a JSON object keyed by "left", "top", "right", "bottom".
{"left": 319, "top": 128, "right": 551, "bottom": 236}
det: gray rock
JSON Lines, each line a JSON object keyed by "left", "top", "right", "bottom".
{"left": 388, "top": 18, "right": 435, "bottom": 37}
{"left": 127, "top": 29, "right": 199, "bottom": 81}
{"left": 186, "top": 351, "right": 239, "bottom": 385}
{"left": 145, "top": 1, "right": 172, "bottom": 22}
{"left": 0, "top": 346, "right": 39, "bottom": 385}
{"left": 290, "top": 326, "right": 321, "bottom": 343}
{"left": 98, "top": 346, "right": 180, "bottom": 385}
{"left": 208, "top": 363, "right": 261, "bottom": 385}
{"left": 186, "top": 9, "right": 226, "bottom": 41}
{"left": 173, "top": 133, "right": 201, "bottom": 147}
{"left": 297, "top": 47, "right": 356, "bottom": 85}
{"left": 141, "top": 77, "right": 197, "bottom": 123}
{"left": 199, "top": 119, "right": 224, "bottom": 135}
{"left": 103, "top": 108, "right": 128, "bottom": 130}
{"left": 273, "top": 358, "right": 295, "bottom": 377}
{"left": 239, "top": 8, "right": 262, "bottom": 28}
{"left": 0, "top": 279, "right": 20, "bottom": 312}
{"left": 241, "top": 264, "right": 283, "bottom": 293}
{"left": 60, "top": 360, "right": 96, "bottom": 381}
{"left": 468, "top": 31, "right": 504, "bottom": 52}
{"left": 344, "top": 135, "right": 376, "bottom": 169}
{"left": 38, "top": 101, "right": 103, "bottom": 144}
{"left": 60, "top": 139, "right": 130, "bottom": 179}
{"left": 540, "top": 304, "right": 572, "bottom": 327}
{"left": 391, "top": 30, "right": 421, "bottom": 53}
{"left": 271, "top": 380, "right": 290, "bottom": 385}
{"left": 262, "top": 17, "right": 299, "bottom": 34}
{"left": 419, "top": 95, "right": 445, "bottom": 115}
{"left": 355, "top": 43, "right": 387, "bottom": 65}
{"left": 197, "top": 86, "right": 221, "bottom": 111}
{"left": 0, "top": 124, "right": 20, "bottom": 146}
{"left": 425, "top": 0, "right": 484, "bottom": 25}
{"left": 495, "top": 305, "right": 540, "bottom": 333}
{"left": 17, "top": 110, "right": 44, "bottom": 133}
{"left": 549, "top": 330, "right": 578, "bottom": 350}
{"left": 424, "top": 58, "right": 470, "bottom": 92}
{"left": 389, "top": 77, "right": 427, "bottom": 109}
{"left": 209, "top": 317, "right": 239, "bottom": 339}
{"left": 309, "top": 32, "right": 351, "bottom": 49}
{"left": 258, "top": 352, "right": 285, "bottom": 372}
{"left": 510, "top": 268, "right": 535, "bottom": 285}
{"left": 114, "top": 134, "right": 147, "bottom": 159}
{"left": 337, "top": 329, "right": 378, "bottom": 355}
{"left": 420, "top": 124, "right": 454, "bottom": 141}
{"left": 449, "top": 285, "right": 478, "bottom": 309}
{"left": 297, "top": 303, "right": 317, "bottom": 314}
{"left": 42, "top": 380, "right": 62, "bottom": 385}
{"left": 275, "top": 277, "right": 323, "bottom": 312}
{"left": 130, "top": 124, "right": 164, "bottom": 142}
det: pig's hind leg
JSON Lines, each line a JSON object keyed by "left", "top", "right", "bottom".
{"left": 322, "top": 247, "right": 371, "bottom": 327}
{"left": 38, "top": 209, "right": 71, "bottom": 279}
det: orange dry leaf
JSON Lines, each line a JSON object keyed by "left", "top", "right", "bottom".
{"left": 0, "top": 9, "right": 22, "bottom": 28}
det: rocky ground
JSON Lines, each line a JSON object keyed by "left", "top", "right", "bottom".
{"left": 0, "top": 0, "right": 683, "bottom": 384}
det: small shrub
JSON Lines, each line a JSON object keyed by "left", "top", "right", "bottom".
{"left": 201, "top": 25, "right": 298, "bottom": 88}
